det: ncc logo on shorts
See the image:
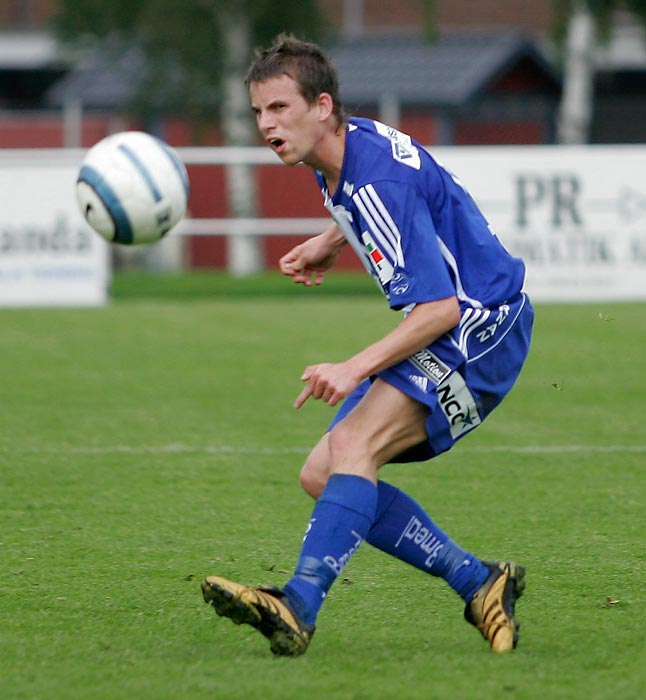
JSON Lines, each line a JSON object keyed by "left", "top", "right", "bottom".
{"left": 437, "top": 372, "right": 481, "bottom": 439}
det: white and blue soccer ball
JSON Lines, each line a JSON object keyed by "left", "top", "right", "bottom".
{"left": 76, "top": 131, "right": 189, "bottom": 245}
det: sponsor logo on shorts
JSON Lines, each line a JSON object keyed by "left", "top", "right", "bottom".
{"left": 437, "top": 372, "right": 481, "bottom": 439}
{"left": 476, "top": 304, "right": 511, "bottom": 344}
{"left": 408, "top": 374, "right": 429, "bottom": 392}
{"left": 410, "top": 349, "right": 451, "bottom": 386}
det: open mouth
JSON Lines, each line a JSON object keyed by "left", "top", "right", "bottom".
{"left": 269, "top": 138, "right": 285, "bottom": 152}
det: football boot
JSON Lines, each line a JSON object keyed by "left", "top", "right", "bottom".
{"left": 202, "top": 575, "right": 315, "bottom": 656}
{"left": 464, "top": 560, "right": 526, "bottom": 653}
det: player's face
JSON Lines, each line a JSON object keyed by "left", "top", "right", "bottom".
{"left": 249, "top": 75, "right": 328, "bottom": 167}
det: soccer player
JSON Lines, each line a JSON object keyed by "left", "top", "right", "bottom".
{"left": 202, "top": 35, "right": 534, "bottom": 656}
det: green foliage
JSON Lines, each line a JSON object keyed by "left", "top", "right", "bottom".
{"left": 419, "top": 0, "right": 438, "bottom": 42}
{"left": 0, "top": 273, "right": 644, "bottom": 699}
{"left": 51, "top": 0, "right": 331, "bottom": 118}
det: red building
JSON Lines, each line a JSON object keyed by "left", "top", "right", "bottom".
{"left": 0, "top": 0, "right": 565, "bottom": 270}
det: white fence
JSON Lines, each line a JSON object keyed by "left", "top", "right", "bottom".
{"left": 1, "top": 145, "right": 645, "bottom": 306}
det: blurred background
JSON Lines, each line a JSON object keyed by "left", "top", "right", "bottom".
{"left": 1, "top": 0, "right": 645, "bottom": 298}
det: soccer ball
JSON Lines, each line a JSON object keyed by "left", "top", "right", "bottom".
{"left": 76, "top": 131, "right": 189, "bottom": 245}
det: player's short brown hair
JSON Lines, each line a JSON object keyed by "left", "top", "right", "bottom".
{"left": 246, "top": 34, "right": 346, "bottom": 127}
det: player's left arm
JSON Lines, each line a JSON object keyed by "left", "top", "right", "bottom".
{"left": 295, "top": 179, "right": 460, "bottom": 409}
{"left": 295, "top": 296, "right": 459, "bottom": 408}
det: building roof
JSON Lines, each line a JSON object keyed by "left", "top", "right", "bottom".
{"left": 44, "top": 31, "right": 560, "bottom": 111}
{"left": 330, "top": 32, "right": 560, "bottom": 110}
{"left": 45, "top": 44, "right": 145, "bottom": 109}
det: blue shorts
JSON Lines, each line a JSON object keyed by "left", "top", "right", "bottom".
{"left": 328, "top": 294, "right": 534, "bottom": 463}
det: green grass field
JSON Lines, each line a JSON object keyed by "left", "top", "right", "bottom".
{"left": 1, "top": 272, "right": 644, "bottom": 700}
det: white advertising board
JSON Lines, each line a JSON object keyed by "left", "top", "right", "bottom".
{"left": 434, "top": 145, "right": 646, "bottom": 302}
{"left": 0, "top": 151, "right": 109, "bottom": 307}
{"left": 1, "top": 145, "right": 645, "bottom": 304}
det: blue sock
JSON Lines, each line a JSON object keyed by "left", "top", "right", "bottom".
{"left": 283, "top": 474, "right": 377, "bottom": 625}
{"left": 366, "top": 481, "right": 489, "bottom": 602}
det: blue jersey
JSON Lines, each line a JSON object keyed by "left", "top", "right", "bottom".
{"left": 318, "top": 118, "right": 533, "bottom": 459}
{"left": 315, "top": 117, "right": 526, "bottom": 313}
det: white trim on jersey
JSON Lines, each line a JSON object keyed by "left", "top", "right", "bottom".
{"left": 458, "top": 308, "right": 491, "bottom": 357}
{"left": 435, "top": 237, "right": 484, "bottom": 309}
{"left": 353, "top": 185, "right": 404, "bottom": 267}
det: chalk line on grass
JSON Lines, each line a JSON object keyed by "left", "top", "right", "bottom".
{"left": 5, "top": 443, "right": 646, "bottom": 456}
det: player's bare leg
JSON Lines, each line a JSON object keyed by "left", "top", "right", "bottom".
{"left": 203, "top": 380, "right": 525, "bottom": 654}
{"left": 299, "top": 379, "right": 427, "bottom": 496}
{"left": 300, "top": 379, "right": 526, "bottom": 652}
{"left": 203, "top": 381, "right": 428, "bottom": 655}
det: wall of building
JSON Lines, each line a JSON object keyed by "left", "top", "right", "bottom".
{"left": 0, "top": 0, "right": 558, "bottom": 271}
{"left": 0, "top": 0, "right": 56, "bottom": 27}
{"left": 1, "top": 0, "right": 554, "bottom": 35}
{"left": 321, "top": 0, "right": 554, "bottom": 36}
{"left": 435, "top": 0, "right": 553, "bottom": 35}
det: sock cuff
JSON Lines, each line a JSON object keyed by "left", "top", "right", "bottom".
{"left": 318, "top": 473, "right": 377, "bottom": 521}
{"left": 373, "top": 480, "right": 401, "bottom": 527}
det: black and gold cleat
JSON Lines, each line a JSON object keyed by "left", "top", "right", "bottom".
{"left": 464, "top": 560, "right": 526, "bottom": 653}
{"left": 202, "top": 575, "right": 315, "bottom": 656}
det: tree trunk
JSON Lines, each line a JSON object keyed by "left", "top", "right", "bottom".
{"left": 220, "top": 12, "right": 263, "bottom": 276}
{"left": 557, "top": 1, "right": 597, "bottom": 144}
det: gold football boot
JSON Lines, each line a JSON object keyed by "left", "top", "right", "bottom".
{"left": 202, "top": 575, "right": 314, "bottom": 656}
{"left": 464, "top": 560, "right": 526, "bottom": 653}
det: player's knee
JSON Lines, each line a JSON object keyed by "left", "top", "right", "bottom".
{"left": 299, "top": 463, "right": 326, "bottom": 499}
{"left": 299, "top": 451, "right": 330, "bottom": 499}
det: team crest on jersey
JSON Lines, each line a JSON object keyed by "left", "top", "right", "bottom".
{"left": 390, "top": 270, "right": 410, "bottom": 296}
{"left": 374, "top": 121, "right": 421, "bottom": 170}
{"left": 361, "top": 230, "right": 393, "bottom": 284}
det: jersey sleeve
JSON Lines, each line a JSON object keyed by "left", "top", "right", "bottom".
{"left": 351, "top": 179, "right": 456, "bottom": 309}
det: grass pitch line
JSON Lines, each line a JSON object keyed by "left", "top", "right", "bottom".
{"left": 477, "top": 445, "right": 646, "bottom": 454}
{"left": 5, "top": 443, "right": 646, "bottom": 455}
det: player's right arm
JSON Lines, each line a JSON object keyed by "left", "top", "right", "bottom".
{"left": 279, "top": 222, "right": 347, "bottom": 286}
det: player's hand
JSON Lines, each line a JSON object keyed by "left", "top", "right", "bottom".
{"left": 279, "top": 225, "right": 346, "bottom": 287}
{"left": 294, "top": 362, "right": 362, "bottom": 409}
{"left": 279, "top": 241, "right": 328, "bottom": 287}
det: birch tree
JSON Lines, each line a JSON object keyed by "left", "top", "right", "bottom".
{"left": 554, "top": 0, "right": 646, "bottom": 144}
{"left": 53, "top": 0, "right": 328, "bottom": 274}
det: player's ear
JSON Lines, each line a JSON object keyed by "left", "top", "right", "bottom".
{"left": 317, "top": 92, "right": 334, "bottom": 122}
